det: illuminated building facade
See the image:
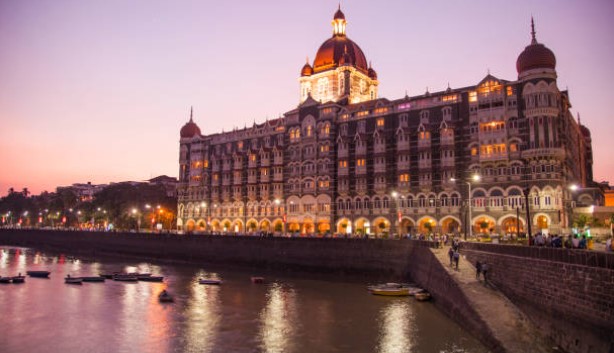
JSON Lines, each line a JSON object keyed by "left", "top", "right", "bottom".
{"left": 177, "top": 9, "right": 596, "bottom": 237}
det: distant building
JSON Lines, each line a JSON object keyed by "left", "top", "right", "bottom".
{"left": 177, "top": 8, "right": 597, "bottom": 237}
{"left": 148, "top": 175, "right": 178, "bottom": 198}
{"left": 57, "top": 182, "right": 106, "bottom": 202}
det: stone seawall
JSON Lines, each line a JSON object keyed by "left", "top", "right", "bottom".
{"left": 461, "top": 242, "right": 614, "bottom": 353}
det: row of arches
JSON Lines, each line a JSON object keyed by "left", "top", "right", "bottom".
{"left": 178, "top": 212, "right": 553, "bottom": 237}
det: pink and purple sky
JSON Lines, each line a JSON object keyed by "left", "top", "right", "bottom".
{"left": 1, "top": 0, "right": 613, "bottom": 196}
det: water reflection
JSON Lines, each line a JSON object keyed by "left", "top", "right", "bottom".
{"left": 184, "top": 273, "right": 221, "bottom": 352}
{"left": 376, "top": 300, "right": 415, "bottom": 353}
{"left": 259, "top": 283, "right": 298, "bottom": 353}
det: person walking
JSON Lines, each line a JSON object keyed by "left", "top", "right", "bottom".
{"left": 448, "top": 247, "right": 454, "bottom": 266}
{"left": 453, "top": 250, "right": 460, "bottom": 270}
{"left": 475, "top": 260, "right": 482, "bottom": 280}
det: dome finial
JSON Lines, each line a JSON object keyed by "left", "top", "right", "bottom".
{"left": 531, "top": 16, "right": 537, "bottom": 44}
{"left": 332, "top": 5, "right": 346, "bottom": 36}
{"left": 190, "top": 106, "right": 193, "bottom": 122}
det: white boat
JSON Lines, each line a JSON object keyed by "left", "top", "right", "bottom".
{"left": 415, "top": 291, "right": 432, "bottom": 301}
{"left": 367, "top": 283, "right": 423, "bottom": 297}
{"left": 65, "top": 276, "right": 83, "bottom": 285}
{"left": 199, "top": 278, "right": 222, "bottom": 285}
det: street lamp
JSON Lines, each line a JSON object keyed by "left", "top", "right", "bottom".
{"left": 391, "top": 191, "right": 401, "bottom": 238}
{"left": 451, "top": 174, "right": 481, "bottom": 240}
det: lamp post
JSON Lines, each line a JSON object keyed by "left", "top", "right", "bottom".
{"left": 451, "top": 174, "right": 480, "bottom": 240}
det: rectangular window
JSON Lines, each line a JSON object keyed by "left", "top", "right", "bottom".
{"left": 376, "top": 118, "right": 385, "bottom": 127}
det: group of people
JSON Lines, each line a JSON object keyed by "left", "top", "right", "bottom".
{"left": 531, "top": 232, "right": 597, "bottom": 250}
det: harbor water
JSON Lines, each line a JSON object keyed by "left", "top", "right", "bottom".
{"left": 0, "top": 246, "right": 487, "bottom": 353}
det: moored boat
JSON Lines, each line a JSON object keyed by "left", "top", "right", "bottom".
{"left": 81, "top": 276, "right": 106, "bottom": 282}
{"left": 367, "top": 282, "right": 423, "bottom": 297}
{"left": 251, "top": 276, "right": 265, "bottom": 284}
{"left": 11, "top": 274, "right": 26, "bottom": 283}
{"left": 0, "top": 276, "right": 12, "bottom": 283}
{"left": 113, "top": 274, "right": 138, "bottom": 282}
{"left": 199, "top": 278, "right": 222, "bottom": 285}
{"left": 27, "top": 270, "right": 50, "bottom": 278}
{"left": 65, "top": 276, "right": 83, "bottom": 284}
{"left": 415, "top": 291, "right": 432, "bottom": 301}
{"left": 158, "top": 290, "right": 174, "bottom": 302}
{"left": 138, "top": 275, "right": 164, "bottom": 282}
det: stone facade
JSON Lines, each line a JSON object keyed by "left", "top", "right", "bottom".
{"left": 177, "top": 10, "right": 596, "bottom": 237}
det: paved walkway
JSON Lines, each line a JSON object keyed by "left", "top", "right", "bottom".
{"left": 432, "top": 247, "right": 554, "bottom": 353}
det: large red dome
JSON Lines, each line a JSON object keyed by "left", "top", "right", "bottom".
{"left": 516, "top": 19, "right": 556, "bottom": 74}
{"left": 180, "top": 109, "right": 201, "bottom": 138}
{"left": 516, "top": 42, "right": 556, "bottom": 74}
{"left": 313, "top": 35, "right": 368, "bottom": 74}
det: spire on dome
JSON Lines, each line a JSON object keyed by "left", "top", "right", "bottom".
{"left": 531, "top": 17, "right": 537, "bottom": 44}
{"left": 190, "top": 106, "right": 193, "bottom": 122}
{"left": 332, "top": 5, "right": 346, "bottom": 36}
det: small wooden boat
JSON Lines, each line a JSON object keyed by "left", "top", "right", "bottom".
{"left": 0, "top": 276, "right": 12, "bottom": 283}
{"left": 113, "top": 274, "right": 139, "bottom": 282}
{"left": 99, "top": 273, "right": 116, "bottom": 279}
{"left": 81, "top": 276, "right": 106, "bottom": 282}
{"left": 367, "top": 283, "right": 420, "bottom": 297}
{"left": 199, "top": 278, "right": 222, "bottom": 285}
{"left": 65, "top": 276, "right": 83, "bottom": 285}
{"left": 158, "top": 290, "right": 174, "bottom": 302}
{"left": 415, "top": 291, "right": 432, "bottom": 301}
{"left": 138, "top": 275, "right": 164, "bottom": 282}
{"left": 11, "top": 275, "right": 26, "bottom": 283}
{"left": 251, "top": 276, "right": 265, "bottom": 284}
{"left": 27, "top": 270, "right": 50, "bottom": 278}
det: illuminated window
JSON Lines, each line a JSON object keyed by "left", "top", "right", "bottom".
{"left": 399, "top": 174, "right": 410, "bottom": 182}
{"left": 471, "top": 147, "right": 478, "bottom": 156}
{"left": 376, "top": 118, "right": 385, "bottom": 127}
{"left": 203, "top": 160, "right": 209, "bottom": 168}
{"left": 237, "top": 141, "right": 243, "bottom": 149}
{"left": 307, "top": 125, "right": 312, "bottom": 137}
{"left": 506, "top": 86, "right": 513, "bottom": 96}
{"left": 510, "top": 143, "right": 518, "bottom": 152}
{"left": 250, "top": 154, "right": 256, "bottom": 161}
{"left": 339, "top": 160, "right": 348, "bottom": 168}
{"left": 398, "top": 102, "right": 411, "bottom": 111}
{"left": 356, "top": 159, "right": 366, "bottom": 167}
{"left": 469, "top": 91, "right": 477, "bottom": 102}
{"left": 419, "top": 131, "right": 431, "bottom": 140}
{"left": 213, "top": 174, "right": 219, "bottom": 181}
{"left": 320, "top": 145, "right": 329, "bottom": 152}
{"left": 442, "top": 94, "right": 458, "bottom": 102}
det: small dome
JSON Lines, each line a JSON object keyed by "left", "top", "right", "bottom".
{"left": 180, "top": 108, "right": 201, "bottom": 138}
{"left": 516, "top": 19, "right": 556, "bottom": 74}
{"left": 301, "top": 62, "right": 313, "bottom": 76}
{"left": 368, "top": 65, "right": 377, "bottom": 80}
{"left": 334, "top": 7, "right": 345, "bottom": 20}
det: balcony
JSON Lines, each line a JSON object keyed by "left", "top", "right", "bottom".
{"left": 521, "top": 148, "right": 565, "bottom": 159}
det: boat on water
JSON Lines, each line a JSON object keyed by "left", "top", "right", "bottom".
{"left": 0, "top": 276, "right": 12, "bottom": 283}
{"left": 251, "top": 276, "right": 265, "bottom": 284}
{"left": 415, "top": 291, "right": 432, "bottom": 301}
{"left": 367, "top": 283, "right": 422, "bottom": 297}
{"left": 199, "top": 278, "right": 222, "bottom": 285}
{"left": 27, "top": 270, "right": 50, "bottom": 278}
{"left": 112, "top": 274, "right": 139, "bottom": 282}
{"left": 81, "top": 276, "right": 106, "bottom": 282}
{"left": 65, "top": 276, "right": 83, "bottom": 285}
{"left": 138, "top": 275, "right": 164, "bottom": 282}
{"left": 11, "top": 274, "right": 26, "bottom": 283}
{"left": 158, "top": 290, "right": 174, "bottom": 303}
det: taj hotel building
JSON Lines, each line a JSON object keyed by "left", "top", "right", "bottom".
{"left": 177, "top": 8, "right": 596, "bottom": 237}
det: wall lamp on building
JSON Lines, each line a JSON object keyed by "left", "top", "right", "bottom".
{"left": 391, "top": 191, "right": 403, "bottom": 237}
{"left": 450, "top": 174, "right": 481, "bottom": 240}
